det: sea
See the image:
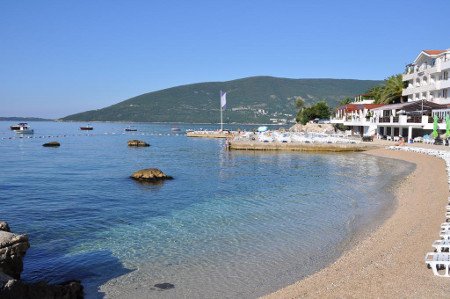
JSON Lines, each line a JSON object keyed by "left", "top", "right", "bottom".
{"left": 0, "top": 121, "right": 414, "bottom": 298}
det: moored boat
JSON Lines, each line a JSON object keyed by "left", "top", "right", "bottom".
{"left": 14, "top": 123, "right": 34, "bottom": 134}
{"left": 10, "top": 123, "right": 27, "bottom": 130}
{"left": 80, "top": 125, "right": 94, "bottom": 130}
{"left": 125, "top": 126, "right": 137, "bottom": 132}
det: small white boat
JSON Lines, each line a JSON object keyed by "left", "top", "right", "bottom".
{"left": 15, "top": 123, "right": 34, "bottom": 134}
{"left": 10, "top": 122, "right": 28, "bottom": 130}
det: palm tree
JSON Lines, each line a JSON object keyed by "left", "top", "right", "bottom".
{"left": 383, "top": 74, "right": 404, "bottom": 104}
{"left": 367, "top": 85, "right": 385, "bottom": 103}
{"left": 369, "top": 74, "right": 404, "bottom": 104}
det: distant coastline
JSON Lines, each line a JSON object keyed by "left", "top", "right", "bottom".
{"left": 0, "top": 117, "right": 54, "bottom": 122}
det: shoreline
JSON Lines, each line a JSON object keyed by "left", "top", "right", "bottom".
{"left": 264, "top": 148, "right": 450, "bottom": 298}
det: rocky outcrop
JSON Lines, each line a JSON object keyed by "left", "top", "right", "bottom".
{"left": 0, "top": 277, "right": 83, "bottom": 299}
{"left": 289, "top": 123, "right": 338, "bottom": 134}
{"left": 0, "top": 222, "right": 10, "bottom": 232}
{"left": 42, "top": 141, "right": 61, "bottom": 147}
{"left": 127, "top": 140, "right": 150, "bottom": 147}
{"left": 131, "top": 168, "right": 173, "bottom": 182}
{"left": 0, "top": 221, "right": 84, "bottom": 299}
{"left": 0, "top": 231, "right": 29, "bottom": 279}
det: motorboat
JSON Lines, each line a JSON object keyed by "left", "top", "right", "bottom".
{"left": 80, "top": 125, "right": 94, "bottom": 130}
{"left": 14, "top": 123, "right": 34, "bottom": 134}
{"left": 171, "top": 127, "right": 181, "bottom": 132}
{"left": 10, "top": 123, "right": 27, "bottom": 130}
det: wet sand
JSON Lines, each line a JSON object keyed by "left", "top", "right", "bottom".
{"left": 264, "top": 148, "right": 450, "bottom": 298}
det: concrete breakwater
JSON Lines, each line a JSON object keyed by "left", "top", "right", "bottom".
{"left": 186, "top": 131, "right": 235, "bottom": 138}
{"left": 0, "top": 221, "right": 83, "bottom": 298}
{"left": 228, "top": 140, "right": 378, "bottom": 152}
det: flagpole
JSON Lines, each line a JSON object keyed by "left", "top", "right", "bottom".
{"left": 220, "top": 91, "right": 223, "bottom": 131}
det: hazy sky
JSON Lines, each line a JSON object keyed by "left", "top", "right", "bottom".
{"left": 1, "top": 0, "right": 449, "bottom": 118}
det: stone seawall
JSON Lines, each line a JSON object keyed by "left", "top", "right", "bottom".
{"left": 228, "top": 141, "right": 379, "bottom": 152}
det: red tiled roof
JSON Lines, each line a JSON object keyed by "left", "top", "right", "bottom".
{"left": 423, "top": 50, "right": 446, "bottom": 56}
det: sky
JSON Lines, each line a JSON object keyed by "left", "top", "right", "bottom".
{"left": 1, "top": 0, "right": 449, "bottom": 118}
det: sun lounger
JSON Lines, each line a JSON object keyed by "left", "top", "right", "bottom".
{"left": 439, "top": 231, "right": 450, "bottom": 239}
{"left": 433, "top": 240, "right": 450, "bottom": 252}
{"left": 425, "top": 252, "right": 450, "bottom": 277}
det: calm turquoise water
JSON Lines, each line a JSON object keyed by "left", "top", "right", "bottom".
{"left": 0, "top": 121, "right": 412, "bottom": 298}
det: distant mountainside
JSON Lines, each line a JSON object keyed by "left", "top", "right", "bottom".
{"left": 62, "top": 76, "right": 382, "bottom": 123}
{"left": 0, "top": 117, "right": 52, "bottom": 122}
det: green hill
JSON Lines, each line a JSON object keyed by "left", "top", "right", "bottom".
{"left": 62, "top": 76, "right": 382, "bottom": 123}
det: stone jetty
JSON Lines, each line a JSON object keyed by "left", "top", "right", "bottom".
{"left": 228, "top": 140, "right": 377, "bottom": 152}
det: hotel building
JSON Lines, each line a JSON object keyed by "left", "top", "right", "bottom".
{"left": 332, "top": 49, "right": 450, "bottom": 141}
{"left": 403, "top": 49, "right": 450, "bottom": 104}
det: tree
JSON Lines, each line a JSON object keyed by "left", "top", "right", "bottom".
{"left": 366, "top": 74, "right": 404, "bottom": 104}
{"left": 296, "top": 101, "right": 331, "bottom": 125}
{"left": 339, "top": 97, "right": 353, "bottom": 106}
{"left": 295, "top": 98, "right": 305, "bottom": 110}
{"left": 383, "top": 74, "right": 404, "bottom": 103}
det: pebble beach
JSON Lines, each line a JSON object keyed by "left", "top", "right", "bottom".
{"left": 265, "top": 148, "right": 450, "bottom": 298}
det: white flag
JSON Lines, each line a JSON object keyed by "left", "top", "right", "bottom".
{"left": 220, "top": 91, "right": 227, "bottom": 110}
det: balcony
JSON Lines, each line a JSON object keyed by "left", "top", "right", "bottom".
{"left": 379, "top": 117, "right": 391, "bottom": 123}
{"left": 402, "top": 83, "right": 436, "bottom": 96}
{"left": 437, "top": 79, "right": 450, "bottom": 90}
{"left": 442, "top": 60, "right": 450, "bottom": 71}
{"left": 407, "top": 116, "right": 422, "bottom": 123}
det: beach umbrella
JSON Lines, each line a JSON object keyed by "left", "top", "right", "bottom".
{"left": 446, "top": 115, "right": 450, "bottom": 138}
{"left": 432, "top": 115, "right": 439, "bottom": 139}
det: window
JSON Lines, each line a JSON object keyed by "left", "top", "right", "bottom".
{"left": 444, "top": 72, "right": 448, "bottom": 80}
{"left": 444, "top": 89, "right": 448, "bottom": 98}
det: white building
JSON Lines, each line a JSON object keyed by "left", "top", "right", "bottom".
{"left": 331, "top": 98, "right": 384, "bottom": 136}
{"left": 332, "top": 49, "right": 450, "bottom": 141}
{"left": 403, "top": 49, "right": 450, "bottom": 104}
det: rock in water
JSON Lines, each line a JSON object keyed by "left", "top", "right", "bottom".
{"left": 131, "top": 168, "right": 173, "bottom": 182}
{"left": 0, "top": 222, "right": 10, "bottom": 232}
{"left": 0, "top": 231, "right": 30, "bottom": 279}
{"left": 0, "top": 277, "right": 83, "bottom": 299}
{"left": 127, "top": 140, "right": 150, "bottom": 147}
{"left": 42, "top": 141, "right": 61, "bottom": 147}
{"left": 0, "top": 221, "right": 84, "bottom": 298}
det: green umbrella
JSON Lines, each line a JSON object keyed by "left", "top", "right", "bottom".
{"left": 432, "top": 115, "right": 439, "bottom": 139}
{"left": 446, "top": 115, "right": 450, "bottom": 138}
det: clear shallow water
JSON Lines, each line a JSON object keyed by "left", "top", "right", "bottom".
{"left": 0, "top": 121, "right": 413, "bottom": 298}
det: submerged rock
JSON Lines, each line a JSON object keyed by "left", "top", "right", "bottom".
{"left": 42, "top": 141, "right": 61, "bottom": 147}
{"left": 154, "top": 282, "right": 175, "bottom": 290}
{"left": 127, "top": 140, "right": 150, "bottom": 147}
{"left": 131, "top": 168, "right": 173, "bottom": 182}
{"left": 0, "top": 221, "right": 84, "bottom": 299}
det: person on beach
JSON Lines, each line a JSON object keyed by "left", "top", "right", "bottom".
{"left": 395, "top": 137, "right": 405, "bottom": 146}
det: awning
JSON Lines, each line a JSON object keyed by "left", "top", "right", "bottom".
{"left": 370, "top": 101, "right": 446, "bottom": 112}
